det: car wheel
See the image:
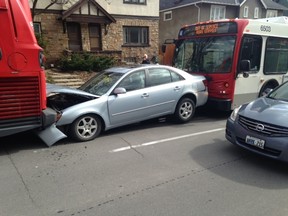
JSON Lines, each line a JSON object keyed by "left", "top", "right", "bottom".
{"left": 174, "top": 98, "right": 195, "bottom": 123}
{"left": 69, "top": 114, "right": 102, "bottom": 142}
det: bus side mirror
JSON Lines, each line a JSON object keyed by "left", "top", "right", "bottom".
{"left": 162, "top": 45, "right": 166, "bottom": 53}
{"left": 239, "top": 60, "right": 251, "bottom": 78}
{"left": 0, "top": 48, "right": 2, "bottom": 60}
{"left": 239, "top": 60, "right": 251, "bottom": 72}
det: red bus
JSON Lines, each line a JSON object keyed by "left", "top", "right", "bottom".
{"left": 0, "top": 0, "right": 65, "bottom": 146}
{"left": 162, "top": 17, "right": 288, "bottom": 111}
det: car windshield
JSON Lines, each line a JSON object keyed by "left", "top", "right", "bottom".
{"left": 79, "top": 71, "right": 124, "bottom": 96}
{"left": 267, "top": 81, "right": 288, "bottom": 102}
{"left": 173, "top": 35, "right": 236, "bottom": 73}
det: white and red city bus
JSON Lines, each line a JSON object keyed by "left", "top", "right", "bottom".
{"left": 0, "top": 0, "right": 65, "bottom": 146}
{"left": 162, "top": 17, "right": 288, "bottom": 111}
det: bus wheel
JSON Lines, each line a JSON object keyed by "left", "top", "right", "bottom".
{"left": 69, "top": 114, "right": 102, "bottom": 142}
{"left": 174, "top": 98, "right": 195, "bottom": 123}
{"left": 259, "top": 84, "right": 276, "bottom": 97}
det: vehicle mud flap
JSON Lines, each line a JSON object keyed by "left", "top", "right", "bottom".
{"left": 35, "top": 124, "right": 67, "bottom": 147}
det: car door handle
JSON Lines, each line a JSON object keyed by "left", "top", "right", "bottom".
{"left": 142, "top": 93, "right": 149, "bottom": 98}
{"left": 174, "top": 86, "right": 181, "bottom": 91}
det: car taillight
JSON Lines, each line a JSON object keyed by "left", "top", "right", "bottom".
{"left": 202, "top": 79, "right": 208, "bottom": 87}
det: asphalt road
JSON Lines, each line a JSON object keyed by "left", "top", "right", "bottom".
{"left": 1, "top": 108, "right": 288, "bottom": 216}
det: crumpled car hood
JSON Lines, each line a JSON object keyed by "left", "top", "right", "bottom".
{"left": 47, "top": 83, "right": 97, "bottom": 98}
{"left": 46, "top": 84, "right": 98, "bottom": 111}
{"left": 240, "top": 97, "right": 288, "bottom": 127}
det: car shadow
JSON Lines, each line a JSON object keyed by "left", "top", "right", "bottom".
{"left": 189, "top": 138, "right": 288, "bottom": 189}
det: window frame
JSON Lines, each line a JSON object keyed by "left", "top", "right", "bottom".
{"left": 264, "top": 37, "right": 288, "bottom": 75}
{"left": 210, "top": 5, "right": 226, "bottom": 20}
{"left": 254, "top": 7, "right": 259, "bottom": 19}
{"left": 33, "top": 22, "right": 42, "bottom": 35}
{"left": 238, "top": 35, "right": 262, "bottom": 73}
{"left": 266, "top": 10, "right": 278, "bottom": 18}
{"left": 123, "top": 26, "right": 149, "bottom": 47}
{"left": 88, "top": 23, "right": 102, "bottom": 51}
{"left": 243, "top": 6, "right": 249, "bottom": 18}
{"left": 164, "top": 11, "right": 172, "bottom": 21}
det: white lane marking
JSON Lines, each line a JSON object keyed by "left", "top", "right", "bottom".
{"left": 110, "top": 128, "right": 225, "bottom": 153}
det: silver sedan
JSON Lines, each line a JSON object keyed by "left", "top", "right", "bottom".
{"left": 47, "top": 65, "right": 208, "bottom": 142}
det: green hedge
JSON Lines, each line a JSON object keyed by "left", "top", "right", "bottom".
{"left": 59, "top": 53, "right": 116, "bottom": 72}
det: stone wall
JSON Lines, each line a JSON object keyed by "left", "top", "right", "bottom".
{"left": 34, "top": 13, "right": 159, "bottom": 65}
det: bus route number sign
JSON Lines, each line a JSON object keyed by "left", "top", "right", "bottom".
{"left": 260, "top": 25, "right": 271, "bottom": 32}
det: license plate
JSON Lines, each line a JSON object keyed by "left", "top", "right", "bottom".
{"left": 245, "top": 135, "right": 265, "bottom": 149}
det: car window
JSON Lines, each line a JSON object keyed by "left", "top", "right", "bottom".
{"left": 80, "top": 71, "right": 123, "bottom": 96}
{"left": 171, "top": 71, "right": 184, "bottom": 82}
{"left": 268, "top": 81, "right": 288, "bottom": 101}
{"left": 148, "top": 68, "right": 172, "bottom": 86}
{"left": 117, "top": 70, "right": 145, "bottom": 91}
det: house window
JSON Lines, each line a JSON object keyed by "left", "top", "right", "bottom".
{"left": 254, "top": 7, "right": 259, "bottom": 18}
{"left": 89, "top": 24, "right": 101, "bottom": 51}
{"left": 267, "top": 10, "right": 278, "bottom": 18}
{"left": 210, "top": 5, "right": 226, "bottom": 20}
{"left": 164, "top": 11, "right": 172, "bottom": 21}
{"left": 243, "top": 6, "right": 249, "bottom": 18}
{"left": 123, "top": 0, "right": 146, "bottom": 4}
{"left": 123, "top": 26, "right": 149, "bottom": 46}
{"left": 67, "top": 22, "right": 82, "bottom": 51}
{"left": 33, "top": 22, "right": 41, "bottom": 35}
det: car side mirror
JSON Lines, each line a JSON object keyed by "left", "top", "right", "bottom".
{"left": 114, "top": 87, "right": 126, "bottom": 95}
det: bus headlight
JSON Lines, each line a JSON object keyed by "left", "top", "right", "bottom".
{"left": 230, "top": 105, "right": 241, "bottom": 122}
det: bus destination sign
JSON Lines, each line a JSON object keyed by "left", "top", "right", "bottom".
{"left": 179, "top": 22, "right": 237, "bottom": 37}
{"left": 195, "top": 24, "right": 218, "bottom": 35}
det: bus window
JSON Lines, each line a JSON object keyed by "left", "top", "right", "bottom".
{"left": 264, "top": 37, "right": 288, "bottom": 74}
{"left": 174, "top": 36, "right": 236, "bottom": 73}
{"left": 239, "top": 36, "right": 262, "bottom": 72}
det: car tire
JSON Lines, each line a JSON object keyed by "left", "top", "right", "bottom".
{"left": 69, "top": 114, "right": 102, "bottom": 142}
{"left": 174, "top": 98, "right": 195, "bottom": 123}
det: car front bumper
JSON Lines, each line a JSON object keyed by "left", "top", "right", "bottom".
{"left": 225, "top": 117, "right": 288, "bottom": 163}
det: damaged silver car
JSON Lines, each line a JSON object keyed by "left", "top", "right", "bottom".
{"left": 47, "top": 65, "right": 208, "bottom": 142}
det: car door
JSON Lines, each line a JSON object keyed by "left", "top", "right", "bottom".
{"left": 145, "top": 68, "right": 184, "bottom": 117}
{"left": 107, "top": 70, "right": 149, "bottom": 126}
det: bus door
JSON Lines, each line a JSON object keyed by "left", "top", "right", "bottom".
{"left": 233, "top": 35, "right": 262, "bottom": 109}
{"left": 233, "top": 72, "right": 261, "bottom": 109}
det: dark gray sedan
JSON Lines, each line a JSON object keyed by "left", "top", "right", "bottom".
{"left": 226, "top": 81, "right": 288, "bottom": 162}
{"left": 47, "top": 65, "right": 208, "bottom": 142}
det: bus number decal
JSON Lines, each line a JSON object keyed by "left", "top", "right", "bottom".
{"left": 260, "top": 25, "right": 271, "bottom": 32}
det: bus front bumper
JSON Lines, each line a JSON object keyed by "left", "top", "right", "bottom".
{"left": 207, "top": 98, "right": 232, "bottom": 111}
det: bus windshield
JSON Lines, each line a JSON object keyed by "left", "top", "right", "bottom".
{"left": 173, "top": 35, "right": 236, "bottom": 74}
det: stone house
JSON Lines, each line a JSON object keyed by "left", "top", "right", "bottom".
{"left": 31, "top": 0, "right": 159, "bottom": 65}
{"left": 159, "top": 0, "right": 288, "bottom": 47}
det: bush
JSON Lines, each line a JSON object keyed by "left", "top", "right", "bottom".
{"left": 59, "top": 53, "right": 116, "bottom": 72}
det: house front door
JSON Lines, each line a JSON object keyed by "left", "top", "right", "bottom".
{"left": 67, "top": 22, "right": 82, "bottom": 51}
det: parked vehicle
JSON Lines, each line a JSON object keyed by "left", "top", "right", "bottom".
{"left": 47, "top": 65, "right": 208, "bottom": 142}
{"left": 162, "top": 17, "right": 288, "bottom": 111}
{"left": 0, "top": 0, "right": 65, "bottom": 146}
{"left": 226, "top": 81, "right": 288, "bottom": 162}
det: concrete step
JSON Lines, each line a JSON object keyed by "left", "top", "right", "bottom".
{"left": 47, "top": 71, "right": 85, "bottom": 88}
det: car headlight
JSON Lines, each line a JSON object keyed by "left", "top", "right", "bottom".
{"left": 230, "top": 105, "right": 242, "bottom": 122}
